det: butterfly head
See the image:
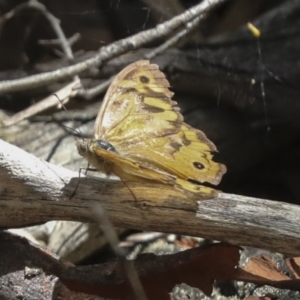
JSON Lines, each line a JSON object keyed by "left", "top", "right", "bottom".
{"left": 76, "top": 138, "right": 115, "bottom": 153}
{"left": 76, "top": 138, "right": 90, "bottom": 158}
{"left": 76, "top": 138, "right": 117, "bottom": 174}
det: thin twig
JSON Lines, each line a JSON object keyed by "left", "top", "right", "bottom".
{"left": 145, "top": 15, "right": 202, "bottom": 60}
{"left": 77, "top": 77, "right": 113, "bottom": 100}
{"left": 29, "top": 0, "right": 75, "bottom": 62}
{"left": 38, "top": 33, "right": 81, "bottom": 47}
{"left": 26, "top": 0, "right": 79, "bottom": 88}
{"left": 1, "top": 79, "right": 81, "bottom": 127}
{"left": 0, "top": 0, "right": 227, "bottom": 95}
{"left": 0, "top": 2, "right": 29, "bottom": 23}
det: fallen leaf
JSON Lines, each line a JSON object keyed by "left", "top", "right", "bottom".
{"left": 61, "top": 243, "right": 241, "bottom": 299}
{"left": 243, "top": 255, "right": 290, "bottom": 280}
{"left": 233, "top": 255, "right": 300, "bottom": 291}
{"left": 286, "top": 257, "right": 300, "bottom": 279}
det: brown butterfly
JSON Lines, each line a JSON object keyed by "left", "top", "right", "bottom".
{"left": 76, "top": 60, "right": 226, "bottom": 198}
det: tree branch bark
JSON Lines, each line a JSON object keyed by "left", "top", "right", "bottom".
{"left": 1, "top": 138, "right": 300, "bottom": 257}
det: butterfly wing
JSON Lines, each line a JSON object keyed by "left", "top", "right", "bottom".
{"left": 94, "top": 60, "right": 181, "bottom": 142}
{"left": 122, "top": 124, "right": 226, "bottom": 195}
{"left": 91, "top": 145, "right": 176, "bottom": 184}
{"left": 93, "top": 60, "right": 226, "bottom": 195}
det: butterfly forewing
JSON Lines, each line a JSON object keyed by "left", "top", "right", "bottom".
{"left": 94, "top": 61, "right": 181, "bottom": 141}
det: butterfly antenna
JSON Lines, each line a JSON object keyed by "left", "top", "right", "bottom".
{"left": 52, "top": 93, "right": 84, "bottom": 139}
{"left": 46, "top": 121, "right": 82, "bottom": 137}
{"left": 51, "top": 92, "right": 88, "bottom": 199}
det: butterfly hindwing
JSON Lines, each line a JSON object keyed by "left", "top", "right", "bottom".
{"left": 91, "top": 144, "right": 176, "bottom": 185}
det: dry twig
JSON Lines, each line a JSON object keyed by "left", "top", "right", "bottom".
{"left": 2, "top": 78, "right": 81, "bottom": 127}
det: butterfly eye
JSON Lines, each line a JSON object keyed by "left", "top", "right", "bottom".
{"left": 139, "top": 75, "right": 150, "bottom": 83}
{"left": 193, "top": 162, "right": 205, "bottom": 170}
{"left": 97, "top": 139, "right": 116, "bottom": 152}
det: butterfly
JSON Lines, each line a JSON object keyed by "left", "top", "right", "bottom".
{"left": 76, "top": 60, "right": 226, "bottom": 198}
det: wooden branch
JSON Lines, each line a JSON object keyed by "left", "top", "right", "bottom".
{"left": 1, "top": 138, "right": 300, "bottom": 257}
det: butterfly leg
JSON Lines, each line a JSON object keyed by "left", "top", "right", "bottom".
{"left": 70, "top": 164, "right": 97, "bottom": 199}
{"left": 119, "top": 178, "right": 138, "bottom": 201}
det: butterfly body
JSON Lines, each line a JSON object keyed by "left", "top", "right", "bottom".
{"left": 77, "top": 139, "right": 116, "bottom": 175}
{"left": 76, "top": 138, "right": 176, "bottom": 184}
{"left": 76, "top": 60, "right": 226, "bottom": 197}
